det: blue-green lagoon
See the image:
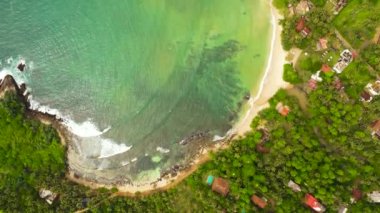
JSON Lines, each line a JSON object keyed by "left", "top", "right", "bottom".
{"left": 0, "top": 0, "right": 271, "bottom": 184}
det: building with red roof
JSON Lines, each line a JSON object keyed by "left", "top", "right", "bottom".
{"left": 371, "top": 120, "right": 380, "bottom": 139}
{"left": 276, "top": 102, "right": 290, "bottom": 116}
{"left": 318, "top": 38, "right": 328, "bottom": 50}
{"left": 251, "top": 195, "right": 267, "bottom": 209}
{"left": 296, "top": 17, "right": 311, "bottom": 37}
{"left": 304, "top": 194, "right": 326, "bottom": 212}
{"left": 211, "top": 177, "right": 229, "bottom": 197}
{"left": 321, "top": 64, "right": 332, "bottom": 73}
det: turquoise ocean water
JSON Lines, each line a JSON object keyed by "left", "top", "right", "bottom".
{"left": 0, "top": 0, "right": 271, "bottom": 183}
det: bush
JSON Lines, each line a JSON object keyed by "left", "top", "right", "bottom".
{"left": 283, "top": 64, "right": 302, "bottom": 84}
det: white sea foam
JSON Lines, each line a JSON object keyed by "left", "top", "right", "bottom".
{"left": 156, "top": 146, "right": 170, "bottom": 154}
{"left": 6, "top": 57, "right": 13, "bottom": 64}
{"left": 98, "top": 139, "right": 132, "bottom": 159}
{"left": 64, "top": 119, "right": 111, "bottom": 138}
{"left": 131, "top": 157, "right": 137, "bottom": 162}
{"left": 1, "top": 58, "right": 132, "bottom": 161}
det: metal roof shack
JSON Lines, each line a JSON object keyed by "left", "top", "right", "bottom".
{"left": 304, "top": 194, "right": 326, "bottom": 212}
{"left": 287, "top": 180, "right": 302, "bottom": 192}
{"left": 368, "top": 191, "right": 380, "bottom": 203}
{"left": 211, "top": 177, "right": 229, "bottom": 197}
{"left": 39, "top": 189, "right": 58, "bottom": 205}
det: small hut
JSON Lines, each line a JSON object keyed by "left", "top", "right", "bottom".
{"left": 368, "top": 191, "right": 380, "bottom": 203}
{"left": 211, "top": 177, "right": 229, "bottom": 197}
{"left": 317, "top": 38, "right": 328, "bottom": 50}
{"left": 371, "top": 120, "right": 380, "bottom": 139}
{"left": 304, "top": 194, "right": 326, "bottom": 212}
{"left": 295, "top": 0, "right": 311, "bottom": 15}
{"left": 296, "top": 17, "right": 311, "bottom": 37}
{"left": 276, "top": 102, "right": 290, "bottom": 116}
{"left": 39, "top": 189, "right": 58, "bottom": 205}
{"left": 321, "top": 64, "right": 332, "bottom": 73}
{"left": 251, "top": 195, "right": 267, "bottom": 209}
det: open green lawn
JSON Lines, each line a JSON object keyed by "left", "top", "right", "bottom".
{"left": 333, "top": 0, "right": 380, "bottom": 48}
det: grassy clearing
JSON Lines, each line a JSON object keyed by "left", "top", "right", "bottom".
{"left": 333, "top": 0, "right": 380, "bottom": 48}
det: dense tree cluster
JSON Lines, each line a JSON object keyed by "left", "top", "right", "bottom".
{"left": 0, "top": 93, "right": 110, "bottom": 212}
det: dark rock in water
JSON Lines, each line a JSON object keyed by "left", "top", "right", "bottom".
{"left": 20, "top": 83, "right": 27, "bottom": 94}
{"left": 179, "top": 131, "right": 209, "bottom": 146}
{"left": 17, "top": 61, "right": 26, "bottom": 72}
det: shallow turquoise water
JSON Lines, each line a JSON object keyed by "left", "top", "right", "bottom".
{"left": 0, "top": 0, "right": 271, "bottom": 182}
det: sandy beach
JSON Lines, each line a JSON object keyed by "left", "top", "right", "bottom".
{"left": 232, "top": 4, "right": 290, "bottom": 136}
{"left": 66, "top": 1, "right": 290, "bottom": 195}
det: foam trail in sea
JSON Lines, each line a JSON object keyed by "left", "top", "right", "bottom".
{"left": 98, "top": 138, "right": 132, "bottom": 159}
{"left": 0, "top": 57, "right": 132, "bottom": 160}
{"left": 64, "top": 119, "right": 111, "bottom": 138}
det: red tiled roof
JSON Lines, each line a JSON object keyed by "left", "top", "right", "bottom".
{"left": 212, "top": 178, "right": 229, "bottom": 197}
{"left": 304, "top": 194, "right": 325, "bottom": 212}
{"left": 251, "top": 195, "right": 267, "bottom": 209}
{"left": 280, "top": 106, "right": 290, "bottom": 116}
{"left": 296, "top": 17, "right": 306, "bottom": 32}
{"left": 321, "top": 64, "right": 332, "bottom": 73}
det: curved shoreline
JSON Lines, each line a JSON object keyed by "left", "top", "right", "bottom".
{"left": 67, "top": 1, "right": 290, "bottom": 195}
{"left": 0, "top": 1, "right": 289, "bottom": 196}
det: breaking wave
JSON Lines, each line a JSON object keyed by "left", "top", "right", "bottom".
{"left": 0, "top": 57, "right": 131, "bottom": 159}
